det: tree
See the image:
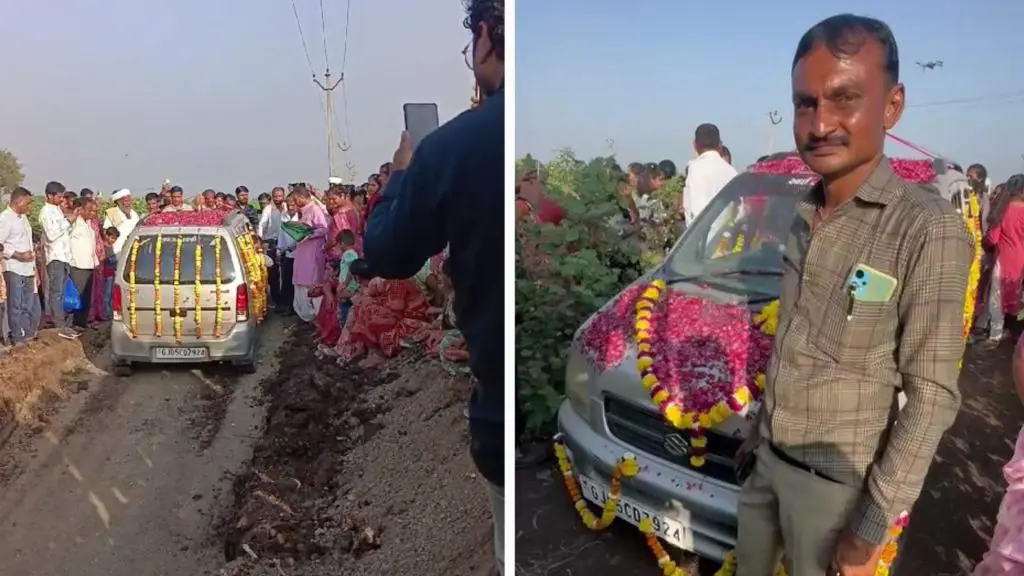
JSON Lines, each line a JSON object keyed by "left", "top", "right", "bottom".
{"left": 0, "top": 149, "right": 25, "bottom": 191}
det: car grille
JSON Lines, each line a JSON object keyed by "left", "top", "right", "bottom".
{"left": 604, "top": 396, "right": 742, "bottom": 485}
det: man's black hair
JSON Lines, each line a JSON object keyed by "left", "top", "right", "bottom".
{"left": 104, "top": 226, "right": 120, "bottom": 238}
{"left": 79, "top": 188, "right": 94, "bottom": 197}
{"left": 171, "top": 185, "right": 183, "bottom": 193}
{"left": 10, "top": 187, "right": 31, "bottom": 202}
{"left": 257, "top": 192, "right": 270, "bottom": 202}
{"left": 145, "top": 192, "right": 159, "bottom": 202}
{"left": 235, "top": 185, "right": 249, "bottom": 195}
{"left": 63, "top": 191, "right": 77, "bottom": 203}
{"left": 215, "top": 192, "right": 227, "bottom": 199}
{"left": 793, "top": 14, "right": 900, "bottom": 85}
{"left": 694, "top": 123, "right": 722, "bottom": 153}
{"left": 720, "top": 146, "right": 732, "bottom": 161}
{"left": 627, "top": 162, "right": 644, "bottom": 177}
{"left": 463, "top": 0, "right": 504, "bottom": 59}
{"left": 967, "top": 163, "right": 988, "bottom": 181}
{"left": 44, "top": 181, "right": 66, "bottom": 197}
{"left": 658, "top": 160, "right": 678, "bottom": 179}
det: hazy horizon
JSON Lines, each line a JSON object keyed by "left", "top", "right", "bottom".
{"left": 1, "top": 0, "right": 476, "bottom": 196}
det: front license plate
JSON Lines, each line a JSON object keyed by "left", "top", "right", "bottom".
{"left": 577, "top": 473, "right": 694, "bottom": 550}
{"left": 152, "top": 347, "right": 208, "bottom": 360}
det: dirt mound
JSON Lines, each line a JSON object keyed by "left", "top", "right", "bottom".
{"left": 0, "top": 328, "right": 107, "bottom": 429}
{"left": 216, "top": 323, "right": 493, "bottom": 576}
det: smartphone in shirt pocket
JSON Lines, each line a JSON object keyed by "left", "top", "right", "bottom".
{"left": 846, "top": 263, "right": 898, "bottom": 315}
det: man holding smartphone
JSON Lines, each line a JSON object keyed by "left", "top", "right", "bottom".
{"left": 734, "top": 15, "right": 973, "bottom": 576}
{"left": 362, "top": 1, "right": 505, "bottom": 574}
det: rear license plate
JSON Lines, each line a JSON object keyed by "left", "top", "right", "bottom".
{"left": 577, "top": 473, "right": 694, "bottom": 550}
{"left": 152, "top": 347, "right": 208, "bottom": 360}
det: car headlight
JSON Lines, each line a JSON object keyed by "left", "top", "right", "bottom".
{"left": 565, "top": 346, "right": 590, "bottom": 421}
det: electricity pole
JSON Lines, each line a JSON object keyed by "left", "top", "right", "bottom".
{"left": 314, "top": 70, "right": 343, "bottom": 180}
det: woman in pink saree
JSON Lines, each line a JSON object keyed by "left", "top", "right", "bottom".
{"left": 324, "top": 187, "right": 363, "bottom": 259}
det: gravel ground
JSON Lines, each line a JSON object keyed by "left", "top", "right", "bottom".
{"left": 515, "top": 340, "right": 1023, "bottom": 576}
{"left": 217, "top": 323, "right": 494, "bottom": 576}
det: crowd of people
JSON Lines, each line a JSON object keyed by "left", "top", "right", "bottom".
{"left": 0, "top": 183, "right": 125, "bottom": 347}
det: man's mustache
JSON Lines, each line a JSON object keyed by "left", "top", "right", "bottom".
{"left": 804, "top": 135, "right": 850, "bottom": 151}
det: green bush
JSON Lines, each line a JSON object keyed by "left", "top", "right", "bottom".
{"left": 516, "top": 150, "right": 685, "bottom": 435}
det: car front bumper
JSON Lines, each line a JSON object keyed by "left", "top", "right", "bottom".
{"left": 557, "top": 400, "right": 739, "bottom": 562}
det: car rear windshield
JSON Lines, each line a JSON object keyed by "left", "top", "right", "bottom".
{"left": 123, "top": 234, "right": 237, "bottom": 284}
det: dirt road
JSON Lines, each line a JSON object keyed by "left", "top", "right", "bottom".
{"left": 516, "top": 341, "right": 1022, "bottom": 575}
{"left": 0, "top": 320, "right": 287, "bottom": 576}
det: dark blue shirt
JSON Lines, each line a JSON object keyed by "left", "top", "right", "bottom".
{"left": 364, "top": 89, "right": 504, "bottom": 484}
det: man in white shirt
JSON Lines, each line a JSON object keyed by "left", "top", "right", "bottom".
{"left": 0, "top": 188, "right": 40, "bottom": 346}
{"left": 679, "top": 123, "right": 738, "bottom": 225}
{"left": 40, "top": 181, "right": 77, "bottom": 339}
{"left": 161, "top": 185, "right": 194, "bottom": 212}
{"left": 102, "top": 188, "right": 141, "bottom": 256}
{"left": 257, "top": 186, "right": 287, "bottom": 310}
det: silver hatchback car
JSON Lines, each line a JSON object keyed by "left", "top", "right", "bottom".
{"left": 110, "top": 211, "right": 264, "bottom": 376}
{"left": 557, "top": 165, "right": 914, "bottom": 564}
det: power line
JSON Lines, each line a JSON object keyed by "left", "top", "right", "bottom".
{"left": 319, "top": 0, "right": 330, "bottom": 72}
{"left": 336, "top": 0, "right": 354, "bottom": 151}
{"left": 908, "top": 89, "right": 1024, "bottom": 109}
{"left": 289, "top": 0, "right": 327, "bottom": 118}
{"left": 289, "top": 0, "right": 317, "bottom": 79}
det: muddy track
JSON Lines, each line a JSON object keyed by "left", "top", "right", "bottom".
{"left": 216, "top": 323, "right": 494, "bottom": 576}
{"left": 0, "top": 319, "right": 286, "bottom": 576}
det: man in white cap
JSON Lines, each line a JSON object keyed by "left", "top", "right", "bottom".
{"left": 102, "top": 189, "right": 140, "bottom": 256}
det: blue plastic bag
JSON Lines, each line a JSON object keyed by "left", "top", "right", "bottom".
{"left": 63, "top": 277, "right": 82, "bottom": 313}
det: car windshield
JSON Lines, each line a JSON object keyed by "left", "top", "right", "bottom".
{"left": 124, "top": 233, "right": 237, "bottom": 284}
{"left": 664, "top": 172, "right": 810, "bottom": 298}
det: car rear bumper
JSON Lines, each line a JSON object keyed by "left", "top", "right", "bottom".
{"left": 110, "top": 320, "right": 257, "bottom": 364}
{"left": 557, "top": 400, "right": 739, "bottom": 562}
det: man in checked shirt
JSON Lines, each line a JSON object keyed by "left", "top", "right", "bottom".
{"left": 734, "top": 15, "right": 974, "bottom": 576}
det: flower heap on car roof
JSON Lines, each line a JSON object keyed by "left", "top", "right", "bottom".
{"left": 142, "top": 210, "right": 231, "bottom": 227}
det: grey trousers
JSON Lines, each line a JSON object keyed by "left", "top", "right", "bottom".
{"left": 735, "top": 442, "right": 860, "bottom": 576}
{"left": 45, "top": 260, "right": 71, "bottom": 329}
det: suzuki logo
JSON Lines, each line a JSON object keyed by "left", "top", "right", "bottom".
{"left": 663, "top": 433, "right": 690, "bottom": 457}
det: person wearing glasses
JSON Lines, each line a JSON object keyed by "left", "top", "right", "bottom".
{"left": 362, "top": 1, "right": 505, "bottom": 574}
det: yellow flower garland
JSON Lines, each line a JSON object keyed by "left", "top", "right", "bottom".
{"left": 962, "top": 192, "right": 982, "bottom": 340}
{"left": 634, "top": 279, "right": 765, "bottom": 467}
{"left": 128, "top": 238, "right": 140, "bottom": 337}
{"left": 194, "top": 240, "right": 203, "bottom": 338}
{"left": 214, "top": 237, "right": 223, "bottom": 338}
{"left": 553, "top": 435, "right": 638, "bottom": 530}
{"left": 555, "top": 444, "right": 905, "bottom": 575}
{"left": 153, "top": 234, "right": 163, "bottom": 337}
{"left": 173, "top": 235, "right": 183, "bottom": 344}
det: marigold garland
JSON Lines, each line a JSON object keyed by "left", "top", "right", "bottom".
{"left": 214, "top": 237, "right": 223, "bottom": 337}
{"left": 153, "top": 234, "right": 163, "bottom": 337}
{"left": 553, "top": 434, "right": 638, "bottom": 531}
{"left": 194, "top": 240, "right": 203, "bottom": 338}
{"left": 235, "top": 232, "right": 269, "bottom": 322}
{"left": 173, "top": 235, "right": 183, "bottom": 344}
{"left": 128, "top": 238, "right": 140, "bottom": 337}
{"left": 962, "top": 192, "right": 982, "bottom": 340}
{"left": 633, "top": 279, "right": 769, "bottom": 467}
{"left": 555, "top": 444, "right": 907, "bottom": 575}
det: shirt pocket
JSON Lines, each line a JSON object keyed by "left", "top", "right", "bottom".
{"left": 812, "top": 289, "right": 896, "bottom": 364}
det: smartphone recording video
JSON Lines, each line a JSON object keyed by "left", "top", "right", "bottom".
{"left": 403, "top": 103, "right": 440, "bottom": 150}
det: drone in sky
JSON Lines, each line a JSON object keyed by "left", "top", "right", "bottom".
{"left": 915, "top": 60, "right": 944, "bottom": 71}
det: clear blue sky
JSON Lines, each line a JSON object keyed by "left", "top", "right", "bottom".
{"left": 516, "top": 0, "right": 1024, "bottom": 182}
{"left": 0, "top": 0, "right": 475, "bottom": 196}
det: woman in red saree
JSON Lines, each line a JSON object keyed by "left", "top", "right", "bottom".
{"left": 334, "top": 275, "right": 432, "bottom": 367}
{"left": 324, "top": 188, "right": 363, "bottom": 259}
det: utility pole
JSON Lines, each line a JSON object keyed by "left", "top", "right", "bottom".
{"left": 314, "top": 70, "right": 343, "bottom": 180}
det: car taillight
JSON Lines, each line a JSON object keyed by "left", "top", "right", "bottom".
{"left": 236, "top": 284, "right": 249, "bottom": 321}
{"left": 112, "top": 284, "right": 123, "bottom": 321}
